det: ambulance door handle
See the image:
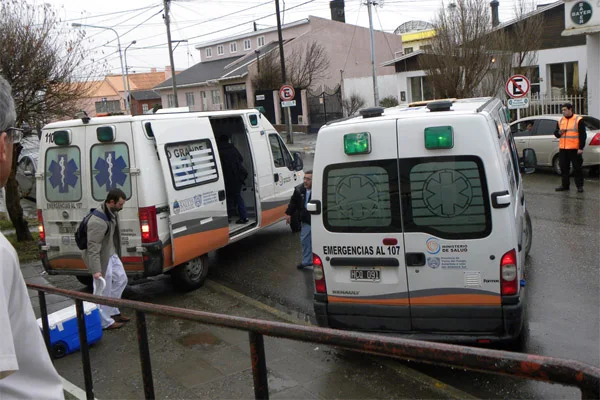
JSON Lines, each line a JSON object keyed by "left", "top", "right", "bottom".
{"left": 274, "top": 173, "right": 279, "bottom": 183}
{"left": 405, "top": 252, "right": 425, "bottom": 267}
{"left": 218, "top": 190, "right": 225, "bottom": 201}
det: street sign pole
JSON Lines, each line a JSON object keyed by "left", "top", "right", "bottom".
{"left": 286, "top": 107, "right": 293, "bottom": 144}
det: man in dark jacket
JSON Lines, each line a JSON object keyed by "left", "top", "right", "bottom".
{"left": 217, "top": 135, "right": 248, "bottom": 224}
{"left": 285, "top": 170, "right": 312, "bottom": 269}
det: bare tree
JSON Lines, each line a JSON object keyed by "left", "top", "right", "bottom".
{"left": 0, "top": 0, "right": 92, "bottom": 241}
{"left": 342, "top": 93, "right": 366, "bottom": 116}
{"left": 252, "top": 41, "right": 330, "bottom": 90}
{"left": 420, "top": 0, "right": 543, "bottom": 98}
{"left": 419, "top": 0, "right": 499, "bottom": 98}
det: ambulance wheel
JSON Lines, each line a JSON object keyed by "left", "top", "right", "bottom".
{"left": 52, "top": 342, "right": 68, "bottom": 359}
{"left": 76, "top": 275, "right": 94, "bottom": 288}
{"left": 172, "top": 255, "right": 209, "bottom": 291}
{"left": 523, "top": 210, "right": 532, "bottom": 258}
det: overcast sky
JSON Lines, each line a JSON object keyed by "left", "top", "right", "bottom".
{"left": 39, "top": 0, "right": 542, "bottom": 81}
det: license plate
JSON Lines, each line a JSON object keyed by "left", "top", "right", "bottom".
{"left": 58, "top": 226, "right": 76, "bottom": 234}
{"left": 350, "top": 268, "right": 381, "bottom": 282}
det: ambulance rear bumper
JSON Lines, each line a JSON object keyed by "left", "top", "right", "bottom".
{"left": 314, "top": 294, "right": 524, "bottom": 345}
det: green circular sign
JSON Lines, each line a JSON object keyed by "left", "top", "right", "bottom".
{"left": 571, "top": 1, "right": 593, "bottom": 25}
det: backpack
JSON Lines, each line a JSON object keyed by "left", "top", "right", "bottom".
{"left": 74, "top": 209, "right": 110, "bottom": 250}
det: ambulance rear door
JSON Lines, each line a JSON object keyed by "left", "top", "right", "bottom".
{"left": 148, "top": 117, "right": 229, "bottom": 266}
{"left": 314, "top": 119, "right": 411, "bottom": 331}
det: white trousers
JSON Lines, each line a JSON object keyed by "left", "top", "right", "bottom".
{"left": 93, "top": 254, "right": 128, "bottom": 328}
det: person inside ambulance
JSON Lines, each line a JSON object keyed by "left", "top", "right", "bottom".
{"left": 0, "top": 75, "right": 64, "bottom": 399}
{"left": 553, "top": 103, "right": 587, "bottom": 193}
{"left": 217, "top": 135, "right": 248, "bottom": 224}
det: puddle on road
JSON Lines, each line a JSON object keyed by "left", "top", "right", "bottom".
{"left": 177, "top": 331, "right": 223, "bottom": 347}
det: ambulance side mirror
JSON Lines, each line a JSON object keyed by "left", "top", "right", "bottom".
{"left": 292, "top": 152, "right": 303, "bottom": 171}
{"left": 520, "top": 148, "right": 537, "bottom": 174}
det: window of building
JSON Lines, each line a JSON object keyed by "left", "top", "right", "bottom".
{"left": 201, "top": 91, "right": 208, "bottom": 110}
{"left": 230, "top": 42, "right": 237, "bottom": 53}
{"left": 518, "top": 66, "right": 541, "bottom": 96}
{"left": 268, "top": 134, "right": 293, "bottom": 169}
{"left": 44, "top": 146, "right": 82, "bottom": 202}
{"left": 167, "top": 94, "right": 175, "bottom": 108}
{"left": 164, "top": 139, "right": 218, "bottom": 190}
{"left": 142, "top": 104, "right": 149, "bottom": 113}
{"left": 95, "top": 100, "right": 121, "bottom": 114}
{"left": 420, "top": 45, "right": 432, "bottom": 51}
{"left": 549, "top": 62, "right": 578, "bottom": 96}
{"left": 409, "top": 76, "right": 434, "bottom": 102}
{"left": 205, "top": 48, "right": 212, "bottom": 58}
{"left": 185, "top": 92, "right": 195, "bottom": 106}
{"left": 90, "top": 142, "right": 132, "bottom": 201}
{"left": 211, "top": 89, "right": 221, "bottom": 105}
{"left": 217, "top": 45, "right": 224, "bottom": 55}
{"left": 257, "top": 36, "right": 265, "bottom": 47}
{"left": 404, "top": 47, "right": 413, "bottom": 54}
{"left": 244, "top": 39, "right": 251, "bottom": 50}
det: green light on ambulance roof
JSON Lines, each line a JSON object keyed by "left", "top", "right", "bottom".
{"left": 53, "top": 130, "right": 70, "bottom": 145}
{"left": 97, "top": 126, "right": 115, "bottom": 142}
{"left": 344, "top": 132, "right": 371, "bottom": 155}
{"left": 424, "top": 126, "right": 453, "bottom": 149}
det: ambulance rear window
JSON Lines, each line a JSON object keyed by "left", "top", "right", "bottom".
{"left": 323, "top": 160, "right": 402, "bottom": 233}
{"left": 400, "top": 156, "right": 491, "bottom": 239}
{"left": 44, "top": 147, "right": 82, "bottom": 202}
{"left": 90, "top": 143, "right": 132, "bottom": 201}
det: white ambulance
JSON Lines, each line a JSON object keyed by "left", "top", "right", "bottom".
{"left": 309, "top": 98, "right": 536, "bottom": 347}
{"left": 37, "top": 109, "right": 303, "bottom": 290}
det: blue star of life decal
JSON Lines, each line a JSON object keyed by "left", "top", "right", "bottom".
{"left": 48, "top": 154, "right": 78, "bottom": 193}
{"left": 95, "top": 151, "right": 127, "bottom": 191}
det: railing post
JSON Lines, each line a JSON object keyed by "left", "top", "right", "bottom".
{"left": 136, "top": 311, "right": 155, "bottom": 400}
{"left": 76, "top": 300, "right": 94, "bottom": 400}
{"left": 38, "top": 291, "right": 52, "bottom": 357}
{"left": 249, "top": 332, "right": 269, "bottom": 400}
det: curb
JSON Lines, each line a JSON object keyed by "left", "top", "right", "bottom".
{"left": 206, "top": 279, "right": 478, "bottom": 400}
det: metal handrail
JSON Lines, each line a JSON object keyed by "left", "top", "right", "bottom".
{"left": 28, "top": 283, "right": 600, "bottom": 400}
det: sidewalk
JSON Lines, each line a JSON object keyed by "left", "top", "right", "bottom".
{"left": 285, "top": 131, "right": 317, "bottom": 156}
{"left": 22, "top": 263, "right": 461, "bottom": 399}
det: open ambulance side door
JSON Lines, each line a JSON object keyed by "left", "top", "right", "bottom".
{"left": 147, "top": 117, "right": 229, "bottom": 266}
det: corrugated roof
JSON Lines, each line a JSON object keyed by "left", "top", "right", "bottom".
{"left": 154, "top": 56, "right": 243, "bottom": 89}
{"left": 381, "top": 50, "right": 424, "bottom": 67}
{"left": 131, "top": 90, "right": 161, "bottom": 100}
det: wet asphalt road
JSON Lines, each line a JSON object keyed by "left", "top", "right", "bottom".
{"left": 206, "top": 159, "right": 600, "bottom": 399}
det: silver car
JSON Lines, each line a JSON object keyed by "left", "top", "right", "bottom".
{"left": 16, "top": 136, "right": 39, "bottom": 200}
{"left": 510, "top": 115, "right": 600, "bottom": 175}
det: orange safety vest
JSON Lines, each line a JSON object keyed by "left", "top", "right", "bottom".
{"left": 558, "top": 114, "right": 582, "bottom": 150}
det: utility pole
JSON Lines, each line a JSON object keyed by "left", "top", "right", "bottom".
{"left": 164, "top": 0, "right": 179, "bottom": 107}
{"left": 275, "top": 0, "right": 293, "bottom": 144}
{"left": 366, "top": 0, "right": 379, "bottom": 107}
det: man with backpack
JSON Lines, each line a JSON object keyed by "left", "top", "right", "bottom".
{"left": 82, "top": 189, "right": 129, "bottom": 330}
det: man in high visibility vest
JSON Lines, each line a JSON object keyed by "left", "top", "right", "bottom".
{"left": 553, "top": 103, "right": 587, "bottom": 193}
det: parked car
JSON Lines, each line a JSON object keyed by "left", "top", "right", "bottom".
{"left": 16, "top": 136, "right": 39, "bottom": 200}
{"left": 510, "top": 115, "right": 600, "bottom": 175}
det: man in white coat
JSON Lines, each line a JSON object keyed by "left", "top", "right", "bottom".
{"left": 82, "top": 188, "right": 130, "bottom": 330}
{"left": 0, "top": 75, "right": 64, "bottom": 398}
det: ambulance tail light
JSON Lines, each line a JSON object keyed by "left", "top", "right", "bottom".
{"left": 37, "top": 209, "right": 45, "bottom": 242}
{"left": 313, "top": 254, "right": 327, "bottom": 294}
{"left": 500, "top": 249, "right": 518, "bottom": 296}
{"left": 139, "top": 206, "right": 158, "bottom": 243}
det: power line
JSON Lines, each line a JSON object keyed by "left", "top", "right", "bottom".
{"left": 343, "top": 2, "right": 363, "bottom": 72}
{"left": 374, "top": 6, "right": 397, "bottom": 58}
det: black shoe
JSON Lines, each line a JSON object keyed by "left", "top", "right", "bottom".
{"left": 577, "top": 187, "right": 584, "bottom": 193}
{"left": 236, "top": 218, "right": 249, "bottom": 224}
{"left": 296, "top": 264, "right": 305, "bottom": 270}
{"left": 555, "top": 186, "right": 569, "bottom": 191}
